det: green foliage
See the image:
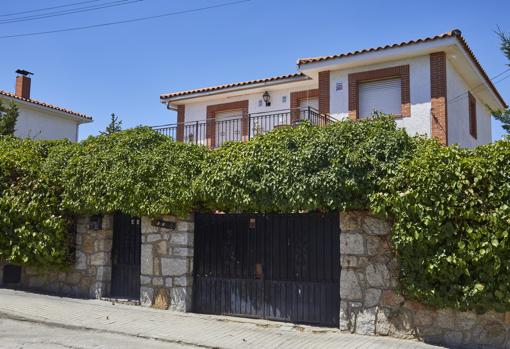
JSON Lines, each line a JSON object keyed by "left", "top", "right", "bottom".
{"left": 54, "top": 127, "right": 206, "bottom": 217}
{"left": 0, "top": 137, "right": 72, "bottom": 266}
{"left": 0, "top": 101, "right": 19, "bottom": 136}
{"left": 493, "top": 28, "right": 510, "bottom": 135}
{"left": 197, "top": 117, "right": 415, "bottom": 213}
{"left": 101, "top": 113, "right": 122, "bottom": 135}
{"left": 371, "top": 140, "right": 510, "bottom": 312}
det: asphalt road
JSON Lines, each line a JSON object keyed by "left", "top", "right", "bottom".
{"left": 0, "top": 317, "right": 194, "bottom": 349}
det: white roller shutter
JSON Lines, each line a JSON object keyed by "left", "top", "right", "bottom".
{"left": 299, "top": 97, "right": 319, "bottom": 110}
{"left": 358, "top": 78, "right": 402, "bottom": 118}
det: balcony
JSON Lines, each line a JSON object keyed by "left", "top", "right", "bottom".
{"left": 151, "top": 107, "right": 335, "bottom": 148}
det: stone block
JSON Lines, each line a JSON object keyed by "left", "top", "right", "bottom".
{"left": 154, "top": 259, "right": 161, "bottom": 276}
{"left": 340, "top": 270, "right": 363, "bottom": 300}
{"left": 141, "top": 245, "right": 154, "bottom": 275}
{"left": 366, "top": 236, "right": 385, "bottom": 256}
{"left": 81, "top": 236, "right": 95, "bottom": 254}
{"left": 362, "top": 215, "right": 391, "bottom": 236}
{"left": 147, "top": 234, "right": 162, "bottom": 243}
{"left": 355, "top": 307, "right": 377, "bottom": 335}
{"left": 174, "top": 276, "right": 192, "bottom": 287}
{"left": 376, "top": 308, "right": 391, "bottom": 336}
{"left": 339, "top": 301, "right": 352, "bottom": 331}
{"left": 170, "top": 287, "right": 191, "bottom": 312}
{"left": 365, "top": 264, "right": 390, "bottom": 288}
{"left": 177, "top": 221, "right": 193, "bottom": 233}
{"left": 165, "top": 278, "right": 173, "bottom": 287}
{"left": 341, "top": 255, "right": 358, "bottom": 268}
{"left": 340, "top": 212, "right": 361, "bottom": 231}
{"left": 141, "top": 216, "right": 156, "bottom": 235}
{"left": 155, "top": 241, "right": 168, "bottom": 256}
{"left": 170, "top": 232, "right": 194, "bottom": 246}
{"left": 28, "top": 276, "right": 46, "bottom": 288}
{"left": 65, "top": 272, "right": 82, "bottom": 285}
{"left": 340, "top": 233, "right": 365, "bottom": 255}
{"left": 152, "top": 277, "right": 164, "bottom": 286}
{"left": 153, "top": 288, "right": 170, "bottom": 310}
{"left": 140, "top": 286, "right": 154, "bottom": 307}
{"left": 380, "top": 290, "right": 405, "bottom": 307}
{"left": 456, "top": 311, "right": 478, "bottom": 331}
{"left": 140, "top": 276, "right": 152, "bottom": 285}
{"left": 90, "top": 252, "right": 108, "bottom": 266}
{"left": 436, "top": 309, "right": 456, "bottom": 330}
{"left": 364, "top": 288, "right": 382, "bottom": 308}
{"left": 173, "top": 247, "right": 194, "bottom": 257}
{"left": 161, "top": 257, "right": 188, "bottom": 277}
{"left": 75, "top": 251, "right": 87, "bottom": 270}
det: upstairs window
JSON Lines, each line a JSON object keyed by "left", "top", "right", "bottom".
{"left": 468, "top": 92, "right": 477, "bottom": 139}
{"left": 358, "top": 78, "right": 402, "bottom": 118}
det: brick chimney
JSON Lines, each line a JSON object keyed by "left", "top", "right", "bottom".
{"left": 15, "top": 69, "right": 33, "bottom": 99}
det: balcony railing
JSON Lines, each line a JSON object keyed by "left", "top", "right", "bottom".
{"left": 151, "top": 107, "right": 335, "bottom": 148}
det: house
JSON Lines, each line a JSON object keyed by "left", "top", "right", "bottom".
{"left": 158, "top": 29, "right": 506, "bottom": 148}
{"left": 0, "top": 70, "right": 92, "bottom": 141}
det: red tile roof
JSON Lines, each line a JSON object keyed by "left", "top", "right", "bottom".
{"left": 160, "top": 73, "right": 308, "bottom": 100}
{"left": 298, "top": 29, "right": 506, "bottom": 108}
{"left": 0, "top": 90, "right": 92, "bottom": 121}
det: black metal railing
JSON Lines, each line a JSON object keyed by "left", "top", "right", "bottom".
{"left": 151, "top": 107, "right": 335, "bottom": 148}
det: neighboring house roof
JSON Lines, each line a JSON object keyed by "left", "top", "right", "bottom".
{"left": 0, "top": 89, "right": 92, "bottom": 122}
{"left": 298, "top": 29, "right": 507, "bottom": 108}
{"left": 160, "top": 73, "right": 309, "bottom": 101}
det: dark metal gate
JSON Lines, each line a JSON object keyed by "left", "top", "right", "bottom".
{"left": 193, "top": 212, "right": 340, "bottom": 327}
{"left": 111, "top": 213, "right": 141, "bottom": 299}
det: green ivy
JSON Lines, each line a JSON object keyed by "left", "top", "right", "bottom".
{"left": 371, "top": 140, "right": 510, "bottom": 312}
{"left": 197, "top": 117, "right": 415, "bottom": 213}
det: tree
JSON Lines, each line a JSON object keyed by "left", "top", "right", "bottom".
{"left": 0, "top": 100, "right": 19, "bottom": 136}
{"left": 492, "top": 28, "right": 510, "bottom": 135}
{"left": 101, "top": 113, "right": 122, "bottom": 135}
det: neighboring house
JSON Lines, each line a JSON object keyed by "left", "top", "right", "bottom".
{"left": 0, "top": 70, "right": 92, "bottom": 141}
{"left": 158, "top": 29, "right": 506, "bottom": 148}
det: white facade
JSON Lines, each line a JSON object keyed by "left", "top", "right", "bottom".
{"left": 161, "top": 31, "right": 506, "bottom": 148}
{"left": 446, "top": 60, "right": 492, "bottom": 147}
{"left": 0, "top": 96, "right": 91, "bottom": 142}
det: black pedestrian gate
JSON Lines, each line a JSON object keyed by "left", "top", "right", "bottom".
{"left": 193, "top": 212, "right": 340, "bottom": 327}
{"left": 111, "top": 213, "right": 141, "bottom": 300}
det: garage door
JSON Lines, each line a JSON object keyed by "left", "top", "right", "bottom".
{"left": 193, "top": 213, "right": 340, "bottom": 327}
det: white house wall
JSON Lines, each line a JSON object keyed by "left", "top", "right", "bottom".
{"left": 183, "top": 84, "right": 317, "bottom": 123}
{"left": 12, "top": 104, "right": 80, "bottom": 141}
{"left": 446, "top": 60, "right": 491, "bottom": 147}
{"left": 328, "top": 55, "right": 432, "bottom": 138}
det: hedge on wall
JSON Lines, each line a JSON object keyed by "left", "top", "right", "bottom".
{"left": 0, "top": 137, "right": 72, "bottom": 267}
{"left": 371, "top": 139, "right": 510, "bottom": 312}
{"left": 52, "top": 127, "right": 206, "bottom": 217}
{"left": 197, "top": 117, "right": 415, "bottom": 213}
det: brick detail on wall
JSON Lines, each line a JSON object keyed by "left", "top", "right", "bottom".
{"left": 206, "top": 100, "right": 249, "bottom": 148}
{"left": 176, "top": 105, "right": 185, "bottom": 142}
{"left": 430, "top": 52, "right": 448, "bottom": 145}
{"left": 348, "top": 65, "right": 410, "bottom": 120}
{"left": 290, "top": 89, "right": 319, "bottom": 122}
{"left": 318, "top": 71, "right": 330, "bottom": 114}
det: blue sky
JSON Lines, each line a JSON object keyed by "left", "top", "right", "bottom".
{"left": 0, "top": 0, "right": 509, "bottom": 140}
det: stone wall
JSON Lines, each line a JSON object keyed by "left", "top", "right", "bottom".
{"left": 10, "top": 216, "right": 113, "bottom": 299}
{"left": 140, "top": 215, "right": 194, "bottom": 312}
{"left": 339, "top": 211, "right": 510, "bottom": 349}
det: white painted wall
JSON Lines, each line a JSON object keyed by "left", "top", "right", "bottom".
{"left": 8, "top": 103, "right": 80, "bottom": 141}
{"left": 447, "top": 60, "right": 492, "bottom": 147}
{"left": 183, "top": 84, "right": 317, "bottom": 124}
{"left": 328, "top": 55, "right": 432, "bottom": 138}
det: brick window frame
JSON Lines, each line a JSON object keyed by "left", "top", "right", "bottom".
{"left": 468, "top": 92, "right": 477, "bottom": 139}
{"left": 176, "top": 105, "right": 185, "bottom": 142}
{"left": 348, "top": 65, "right": 410, "bottom": 119}
{"left": 206, "top": 100, "right": 249, "bottom": 148}
{"left": 290, "top": 89, "right": 319, "bottom": 122}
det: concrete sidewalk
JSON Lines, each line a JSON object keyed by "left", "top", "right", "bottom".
{"left": 0, "top": 289, "right": 444, "bottom": 349}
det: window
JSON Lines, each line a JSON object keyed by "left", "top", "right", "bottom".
{"left": 358, "top": 78, "right": 402, "bottom": 118}
{"left": 469, "top": 92, "right": 477, "bottom": 139}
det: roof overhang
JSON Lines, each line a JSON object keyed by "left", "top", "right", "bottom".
{"left": 298, "top": 33, "right": 506, "bottom": 110}
{"left": 160, "top": 74, "right": 312, "bottom": 105}
{"left": 0, "top": 94, "right": 93, "bottom": 124}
